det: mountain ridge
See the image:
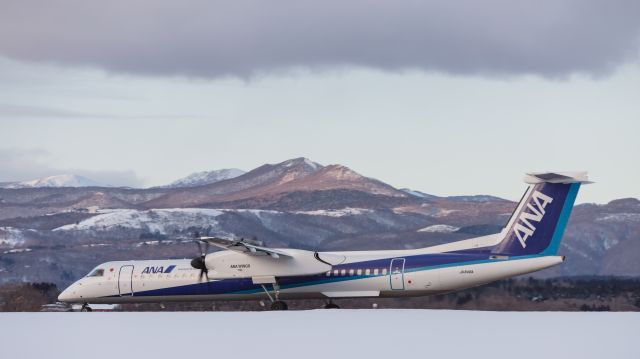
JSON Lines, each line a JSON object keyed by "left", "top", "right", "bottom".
{"left": 0, "top": 157, "right": 637, "bottom": 285}
{"left": 162, "top": 168, "right": 245, "bottom": 188}
{"left": 142, "top": 157, "right": 407, "bottom": 208}
{"left": 1, "top": 174, "right": 101, "bottom": 188}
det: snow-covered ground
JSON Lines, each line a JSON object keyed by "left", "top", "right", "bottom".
{"left": 52, "top": 207, "right": 384, "bottom": 233}
{"left": 417, "top": 224, "right": 460, "bottom": 233}
{"left": 54, "top": 208, "right": 225, "bottom": 233}
{"left": 597, "top": 213, "right": 640, "bottom": 222}
{"left": 2, "top": 248, "right": 32, "bottom": 254}
{"left": 0, "top": 226, "right": 25, "bottom": 247}
{"left": 295, "top": 207, "right": 374, "bottom": 217}
{"left": 0, "top": 310, "right": 636, "bottom": 359}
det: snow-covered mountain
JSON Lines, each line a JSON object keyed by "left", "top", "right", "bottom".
{"left": 2, "top": 174, "right": 100, "bottom": 188}
{"left": 165, "top": 168, "right": 245, "bottom": 188}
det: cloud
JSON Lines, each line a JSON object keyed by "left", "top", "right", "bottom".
{"left": 0, "top": 103, "right": 210, "bottom": 120}
{"left": 0, "top": 0, "right": 638, "bottom": 79}
{"left": 0, "top": 148, "right": 144, "bottom": 187}
{"left": 0, "top": 104, "right": 97, "bottom": 118}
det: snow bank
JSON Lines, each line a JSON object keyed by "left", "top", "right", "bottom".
{"left": 0, "top": 310, "right": 636, "bottom": 359}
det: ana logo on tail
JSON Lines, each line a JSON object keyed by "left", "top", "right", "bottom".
{"left": 514, "top": 191, "right": 553, "bottom": 248}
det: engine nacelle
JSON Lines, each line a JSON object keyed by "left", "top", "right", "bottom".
{"left": 205, "top": 249, "right": 331, "bottom": 278}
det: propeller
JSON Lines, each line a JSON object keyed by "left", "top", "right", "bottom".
{"left": 190, "top": 231, "right": 209, "bottom": 282}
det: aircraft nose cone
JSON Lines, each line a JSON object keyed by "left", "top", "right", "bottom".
{"left": 58, "top": 288, "right": 71, "bottom": 302}
{"left": 58, "top": 285, "right": 79, "bottom": 302}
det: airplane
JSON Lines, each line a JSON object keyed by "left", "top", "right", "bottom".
{"left": 58, "top": 171, "right": 590, "bottom": 311}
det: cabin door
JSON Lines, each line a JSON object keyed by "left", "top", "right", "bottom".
{"left": 118, "top": 265, "right": 134, "bottom": 296}
{"left": 389, "top": 258, "right": 405, "bottom": 290}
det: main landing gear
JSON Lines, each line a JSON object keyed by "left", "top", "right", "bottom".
{"left": 270, "top": 301, "right": 288, "bottom": 311}
{"left": 260, "top": 282, "right": 288, "bottom": 311}
{"left": 80, "top": 303, "right": 93, "bottom": 312}
{"left": 324, "top": 301, "right": 340, "bottom": 309}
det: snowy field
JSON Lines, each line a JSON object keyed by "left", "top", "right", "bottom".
{"left": 0, "top": 310, "right": 637, "bottom": 359}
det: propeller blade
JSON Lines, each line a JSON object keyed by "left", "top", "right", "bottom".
{"left": 197, "top": 267, "right": 210, "bottom": 283}
{"left": 191, "top": 234, "right": 211, "bottom": 283}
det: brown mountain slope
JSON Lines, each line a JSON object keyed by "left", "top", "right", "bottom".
{"left": 144, "top": 158, "right": 406, "bottom": 208}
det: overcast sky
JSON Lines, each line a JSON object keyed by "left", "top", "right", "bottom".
{"left": 0, "top": 0, "right": 639, "bottom": 203}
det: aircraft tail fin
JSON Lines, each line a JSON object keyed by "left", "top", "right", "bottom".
{"left": 492, "top": 172, "right": 590, "bottom": 256}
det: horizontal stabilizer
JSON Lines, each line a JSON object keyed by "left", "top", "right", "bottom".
{"left": 524, "top": 171, "right": 591, "bottom": 184}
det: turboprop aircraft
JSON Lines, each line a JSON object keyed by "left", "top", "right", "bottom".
{"left": 58, "top": 172, "right": 589, "bottom": 311}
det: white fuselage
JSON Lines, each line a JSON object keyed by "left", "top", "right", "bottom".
{"left": 58, "top": 242, "right": 564, "bottom": 304}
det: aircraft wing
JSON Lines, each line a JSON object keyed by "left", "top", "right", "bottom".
{"left": 198, "top": 236, "right": 292, "bottom": 259}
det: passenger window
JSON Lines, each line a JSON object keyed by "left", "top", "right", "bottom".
{"left": 373, "top": 269, "right": 379, "bottom": 275}
{"left": 87, "top": 268, "right": 104, "bottom": 277}
{"left": 340, "top": 269, "right": 346, "bottom": 276}
{"left": 334, "top": 269, "right": 339, "bottom": 276}
{"left": 348, "top": 269, "right": 354, "bottom": 276}
{"left": 382, "top": 268, "right": 388, "bottom": 275}
{"left": 326, "top": 271, "right": 331, "bottom": 277}
{"left": 365, "top": 269, "right": 371, "bottom": 275}
{"left": 357, "top": 269, "right": 362, "bottom": 275}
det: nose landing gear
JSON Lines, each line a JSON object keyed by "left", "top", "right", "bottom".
{"left": 80, "top": 303, "right": 93, "bottom": 312}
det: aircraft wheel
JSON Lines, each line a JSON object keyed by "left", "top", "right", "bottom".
{"left": 81, "top": 305, "right": 93, "bottom": 312}
{"left": 324, "top": 303, "right": 340, "bottom": 309}
{"left": 270, "top": 301, "right": 288, "bottom": 311}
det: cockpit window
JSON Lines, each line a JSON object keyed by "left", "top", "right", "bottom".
{"left": 87, "top": 268, "right": 104, "bottom": 277}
